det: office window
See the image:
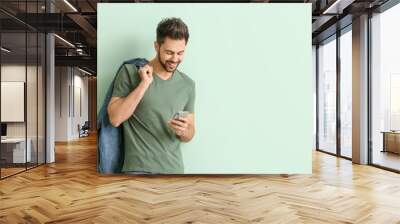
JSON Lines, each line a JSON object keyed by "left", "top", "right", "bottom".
{"left": 340, "top": 28, "right": 352, "bottom": 158}
{"left": 371, "top": 3, "right": 400, "bottom": 171}
{"left": 317, "top": 36, "right": 337, "bottom": 154}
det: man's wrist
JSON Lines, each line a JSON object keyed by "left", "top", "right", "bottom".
{"left": 139, "top": 81, "right": 151, "bottom": 89}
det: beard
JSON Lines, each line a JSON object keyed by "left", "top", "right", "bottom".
{"left": 157, "top": 53, "right": 180, "bottom": 73}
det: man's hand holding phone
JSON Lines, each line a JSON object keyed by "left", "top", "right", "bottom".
{"left": 168, "top": 111, "right": 190, "bottom": 136}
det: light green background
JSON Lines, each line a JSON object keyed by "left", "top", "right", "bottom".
{"left": 98, "top": 3, "right": 312, "bottom": 174}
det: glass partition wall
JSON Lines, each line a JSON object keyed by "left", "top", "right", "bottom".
{"left": 0, "top": 1, "right": 46, "bottom": 179}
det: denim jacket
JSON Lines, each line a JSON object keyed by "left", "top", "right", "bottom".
{"left": 97, "top": 58, "right": 149, "bottom": 173}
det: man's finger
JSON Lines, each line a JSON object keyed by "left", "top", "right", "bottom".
{"left": 167, "top": 121, "right": 180, "bottom": 129}
{"left": 168, "top": 123, "right": 178, "bottom": 132}
{"left": 177, "top": 117, "right": 188, "bottom": 122}
{"left": 174, "top": 117, "right": 188, "bottom": 124}
{"left": 168, "top": 124, "right": 185, "bottom": 133}
{"left": 170, "top": 119, "right": 187, "bottom": 128}
{"left": 169, "top": 123, "right": 185, "bottom": 130}
{"left": 169, "top": 121, "right": 187, "bottom": 130}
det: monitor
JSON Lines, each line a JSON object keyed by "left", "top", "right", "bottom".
{"left": 1, "top": 123, "right": 7, "bottom": 137}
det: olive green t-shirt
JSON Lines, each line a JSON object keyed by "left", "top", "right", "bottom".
{"left": 112, "top": 63, "right": 195, "bottom": 174}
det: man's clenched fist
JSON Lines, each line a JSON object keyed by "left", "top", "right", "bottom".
{"left": 138, "top": 64, "right": 153, "bottom": 85}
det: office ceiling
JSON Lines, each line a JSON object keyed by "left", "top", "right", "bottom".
{"left": 0, "top": 0, "right": 394, "bottom": 75}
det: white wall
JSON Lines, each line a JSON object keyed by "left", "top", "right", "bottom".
{"left": 54, "top": 66, "right": 69, "bottom": 141}
{"left": 1, "top": 64, "right": 46, "bottom": 164}
{"left": 1, "top": 65, "right": 41, "bottom": 137}
{"left": 1, "top": 65, "right": 25, "bottom": 134}
{"left": 71, "top": 72, "right": 89, "bottom": 139}
{"left": 54, "top": 67, "right": 89, "bottom": 141}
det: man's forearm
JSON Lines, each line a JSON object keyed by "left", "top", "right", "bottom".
{"left": 108, "top": 81, "right": 150, "bottom": 127}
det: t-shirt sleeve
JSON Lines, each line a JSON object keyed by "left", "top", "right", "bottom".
{"left": 112, "top": 65, "right": 139, "bottom": 97}
{"left": 184, "top": 83, "right": 196, "bottom": 113}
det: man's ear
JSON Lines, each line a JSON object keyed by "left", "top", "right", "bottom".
{"left": 154, "top": 41, "right": 159, "bottom": 51}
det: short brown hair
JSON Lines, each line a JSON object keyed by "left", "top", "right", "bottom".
{"left": 156, "top": 17, "right": 189, "bottom": 45}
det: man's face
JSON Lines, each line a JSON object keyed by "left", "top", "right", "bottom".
{"left": 155, "top": 37, "right": 186, "bottom": 72}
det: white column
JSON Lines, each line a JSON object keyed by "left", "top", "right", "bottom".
{"left": 352, "top": 14, "right": 369, "bottom": 164}
{"left": 45, "top": 1, "right": 55, "bottom": 163}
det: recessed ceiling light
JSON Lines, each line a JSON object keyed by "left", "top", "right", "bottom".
{"left": 322, "top": 0, "right": 354, "bottom": 15}
{"left": 63, "top": 0, "right": 78, "bottom": 12}
{"left": 1, "top": 47, "right": 11, "bottom": 53}
{"left": 54, "top": 34, "right": 75, "bottom": 48}
{"left": 78, "top": 67, "right": 92, "bottom": 76}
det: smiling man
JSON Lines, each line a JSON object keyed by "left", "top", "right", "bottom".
{"left": 107, "top": 17, "right": 195, "bottom": 174}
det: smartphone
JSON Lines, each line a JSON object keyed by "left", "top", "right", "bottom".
{"left": 173, "top": 111, "right": 189, "bottom": 120}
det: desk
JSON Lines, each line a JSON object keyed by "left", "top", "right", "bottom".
{"left": 381, "top": 131, "right": 400, "bottom": 154}
{"left": 1, "top": 138, "right": 31, "bottom": 163}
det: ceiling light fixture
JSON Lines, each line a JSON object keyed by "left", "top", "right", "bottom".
{"left": 63, "top": 0, "right": 78, "bottom": 12}
{"left": 54, "top": 34, "right": 75, "bottom": 48}
{"left": 322, "top": 0, "right": 354, "bottom": 15}
{"left": 1, "top": 47, "right": 11, "bottom": 53}
{"left": 78, "top": 67, "right": 93, "bottom": 76}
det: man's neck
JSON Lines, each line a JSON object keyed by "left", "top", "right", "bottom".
{"left": 149, "top": 58, "right": 172, "bottom": 79}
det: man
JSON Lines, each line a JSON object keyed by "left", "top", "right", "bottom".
{"left": 107, "top": 17, "right": 195, "bottom": 174}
